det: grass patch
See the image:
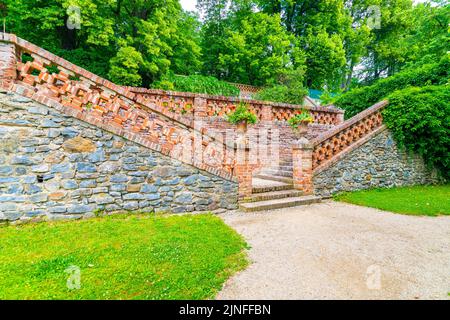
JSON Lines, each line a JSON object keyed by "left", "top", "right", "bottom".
{"left": 0, "top": 213, "right": 248, "bottom": 300}
{"left": 334, "top": 184, "right": 450, "bottom": 216}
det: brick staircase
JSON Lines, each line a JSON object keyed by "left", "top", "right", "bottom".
{"left": 239, "top": 177, "right": 321, "bottom": 212}
{"left": 2, "top": 33, "right": 397, "bottom": 216}
{"left": 255, "top": 159, "right": 294, "bottom": 184}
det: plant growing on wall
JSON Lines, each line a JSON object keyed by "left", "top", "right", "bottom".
{"left": 226, "top": 103, "right": 258, "bottom": 124}
{"left": 225, "top": 102, "right": 258, "bottom": 134}
{"left": 288, "top": 111, "right": 314, "bottom": 128}
{"left": 288, "top": 110, "right": 314, "bottom": 139}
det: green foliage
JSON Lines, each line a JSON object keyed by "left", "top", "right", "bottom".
{"left": 334, "top": 185, "right": 450, "bottom": 216}
{"left": 287, "top": 111, "right": 314, "bottom": 129}
{"left": 303, "top": 28, "right": 346, "bottom": 89}
{"left": 3, "top": 0, "right": 448, "bottom": 102}
{"left": 226, "top": 103, "right": 258, "bottom": 125}
{"left": 108, "top": 45, "right": 144, "bottom": 86}
{"left": 53, "top": 48, "right": 111, "bottom": 79}
{"left": 334, "top": 56, "right": 450, "bottom": 118}
{"left": 319, "top": 89, "right": 335, "bottom": 106}
{"left": 171, "top": 11, "right": 203, "bottom": 75}
{"left": 255, "top": 67, "right": 308, "bottom": 104}
{"left": 0, "top": 213, "right": 248, "bottom": 299}
{"left": 4, "top": 0, "right": 202, "bottom": 86}
{"left": 153, "top": 73, "right": 239, "bottom": 97}
{"left": 383, "top": 85, "right": 450, "bottom": 180}
{"left": 217, "top": 12, "right": 304, "bottom": 86}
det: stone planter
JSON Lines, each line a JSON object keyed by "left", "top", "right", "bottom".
{"left": 236, "top": 121, "right": 248, "bottom": 134}
{"left": 292, "top": 121, "right": 310, "bottom": 140}
{"left": 236, "top": 121, "right": 249, "bottom": 145}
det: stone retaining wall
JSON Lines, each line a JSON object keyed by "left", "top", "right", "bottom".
{"left": 313, "top": 129, "right": 442, "bottom": 197}
{"left": 0, "top": 92, "right": 238, "bottom": 222}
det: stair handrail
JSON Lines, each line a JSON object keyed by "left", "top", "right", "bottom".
{"left": 310, "top": 100, "right": 388, "bottom": 171}
{"left": 0, "top": 33, "right": 238, "bottom": 180}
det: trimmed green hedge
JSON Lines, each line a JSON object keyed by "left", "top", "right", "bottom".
{"left": 384, "top": 85, "right": 450, "bottom": 180}
{"left": 152, "top": 74, "right": 240, "bottom": 97}
{"left": 334, "top": 56, "right": 450, "bottom": 118}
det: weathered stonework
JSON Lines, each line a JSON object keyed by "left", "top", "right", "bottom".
{"left": 0, "top": 93, "right": 238, "bottom": 222}
{"left": 313, "top": 129, "right": 443, "bottom": 197}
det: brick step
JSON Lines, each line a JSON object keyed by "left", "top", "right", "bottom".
{"left": 260, "top": 169, "right": 292, "bottom": 177}
{"left": 252, "top": 183, "right": 293, "bottom": 194}
{"left": 248, "top": 189, "right": 303, "bottom": 202}
{"left": 240, "top": 195, "right": 322, "bottom": 212}
{"left": 255, "top": 174, "right": 293, "bottom": 184}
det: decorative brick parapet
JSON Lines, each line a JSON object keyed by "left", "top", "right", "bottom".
{"left": 0, "top": 93, "right": 239, "bottom": 221}
{"left": 311, "top": 100, "right": 388, "bottom": 171}
{"left": 313, "top": 125, "right": 388, "bottom": 175}
{"left": 0, "top": 33, "right": 238, "bottom": 183}
{"left": 126, "top": 86, "right": 345, "bottom": 125}
{"left": 0, "top": 32, "right": 350, "bottom": 201}
{"left": 312, "top": 128, "right": 443, "bottom": 197}
{"left": 292, "top": 141, "right": 314, "bottom": 195}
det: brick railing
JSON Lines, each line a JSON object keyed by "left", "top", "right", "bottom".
{"left": 0, "top": 33, "right": 243, "bottom": 185}
{"left": 311, "top": 100, "right": 388, "bottom": 171}
{"left": 126, "top": 87, "right": 344, "bottom": 125}
{"left": 290, "top": 100, "right": 387, "bottom": 194}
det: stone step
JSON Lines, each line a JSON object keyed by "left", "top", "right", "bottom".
{"left": 248, "top": 189, "right": 303, "bottom": 202}
{"left": 260, "top": 169, "right": 292, "bottom": 177}
{"left": 279, "top": 165, "right": 293, "bottom": 171}
{"left": 252, "top": 183, "right": 293, "bottom": 194}
{"left": 255, "top": 174, "right": 293, "bottom": 184}
{"left": 240, "top": 195, "right": 322, "bottom": 212}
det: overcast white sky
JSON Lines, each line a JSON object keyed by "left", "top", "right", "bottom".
{"left": 180, "top": 0, "right": 431, "bottom": 12}
{"left": 180, "top": 0, "right": 197, "bottom": 12}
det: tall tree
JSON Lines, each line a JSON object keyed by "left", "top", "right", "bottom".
{"left": 258, "top": 0, "right": 351, "bottom": 89}
{"left": 217, "top": 12, "right": 303, "bottom": 85}
{"left": 5, "top": 0, "right": 202, "bottom": 86}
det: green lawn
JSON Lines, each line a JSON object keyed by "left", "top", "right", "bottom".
{"left": 334, "top": 184, "right": 450, "bottom": 216}
{"left": 0, "top": 213, "right": 248, "bottom": 300}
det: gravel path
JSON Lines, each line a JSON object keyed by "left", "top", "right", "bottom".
{"left": 217, "top": 201, "right": 450, "bottom": 300}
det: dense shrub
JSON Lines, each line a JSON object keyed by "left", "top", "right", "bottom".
{"left": 334, "top": 56, "right": 450, "bottom": 118}
{"left": 383, "top": 85, "right": 450, "bottom": 180}
{"left": 54, "top": 48, "right": 112, "bottom": 80}
{"left": 152, "top": 74, "right": 239, "bottom": 97}
{"left": 255, "top": 85, "right": 308, "bottom": 105}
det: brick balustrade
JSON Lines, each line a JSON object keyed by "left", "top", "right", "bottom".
{"left": 0, "top": 33, "right": 350, "bottom": 199}
{"left": 291, "top": 100, "right": 388, "bottom": 194}
{"left": 0, "top": 33, "right": 240, "bottom": 184}
{"left": 311, "top": 100, "right": 388, "bottom": 171}
{"left": 126, "top": 87, "right": 345, "bottom": 126}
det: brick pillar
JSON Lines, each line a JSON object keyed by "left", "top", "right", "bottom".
{"left": 192, "top": 96, "right": 207, "bottom": 165}
{"left": 235, "top": 142, "right": 252, "bottom": 200}
{"left": 193, "top": 96, "right": 207, "bottom": 119}
{"left": 336, "top": 110, "right": 345, "bottom": 124}
{"left": 260, "top": 104, "right": 273, "bottom": 122}
{"left": 0, "top": 41, "right": 17, "bottom": 91}
{"left": 292, "top": 140, "right": 314, "bottom": 195}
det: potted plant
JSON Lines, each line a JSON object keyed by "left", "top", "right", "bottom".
{"left": 226, "top": 102, "right": 258, "bottom": 134}
{"left": 288, "top": 110, "right": 314, "bottom": 139}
